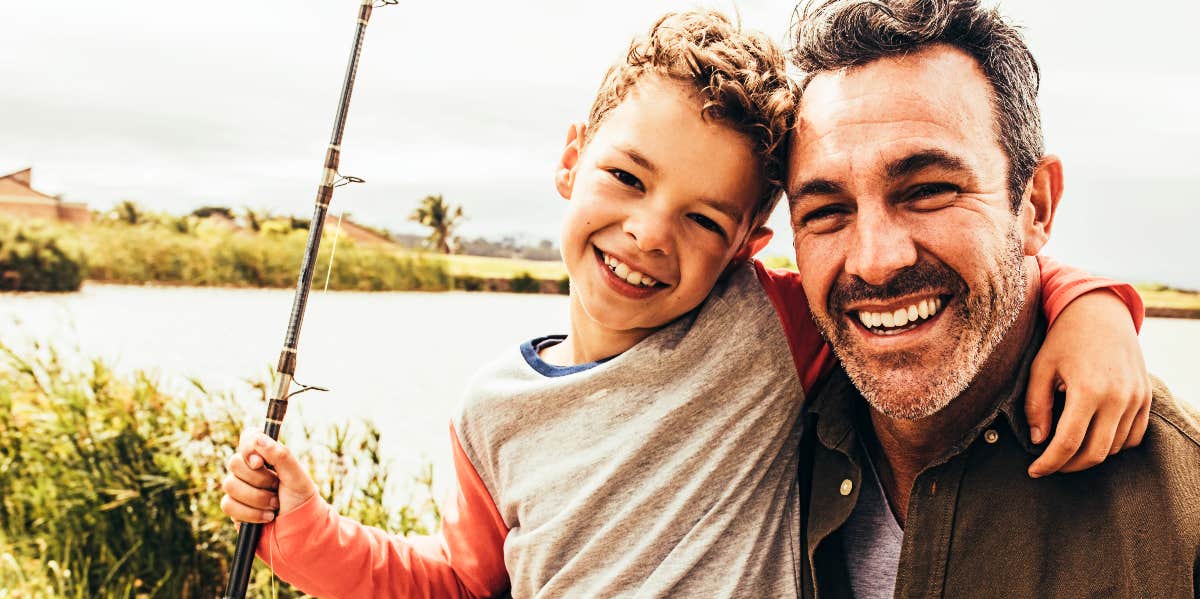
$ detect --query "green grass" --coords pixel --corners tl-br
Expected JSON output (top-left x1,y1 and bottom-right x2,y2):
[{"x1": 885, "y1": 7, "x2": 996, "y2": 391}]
[
  {"x1": 0, "y1": 341, "x2": 439, "y2": 598},
  {"x1": 2, "y1": 216, "x2": 573, "y2": 292},
  {"x1": 421, "y1": 252, "x2": 567, "y2": 280},
  {"x1": 81, "y1": 223, "x2": 451, "y2": 291},
  {"x1": 1135, "y1": 284, "x2": 1200, "y2": 313}
]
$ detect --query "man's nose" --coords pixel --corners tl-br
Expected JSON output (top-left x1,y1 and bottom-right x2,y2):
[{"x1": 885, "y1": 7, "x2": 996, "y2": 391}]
[
  {"x1": 844, "y1": 204, "x2": 917, "y2": 285},
  {"x1": 623, "y1": 204, "x2": 674, "y2": 255}
]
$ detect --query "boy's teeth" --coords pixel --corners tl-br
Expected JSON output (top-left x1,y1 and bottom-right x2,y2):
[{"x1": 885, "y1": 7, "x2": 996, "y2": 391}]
[
  {"x1": 856, "y1": 296, "x2": 943, "y2": 331},
  {"x1": 601, "y1": 251, "x2": 658, "y2": 287}
]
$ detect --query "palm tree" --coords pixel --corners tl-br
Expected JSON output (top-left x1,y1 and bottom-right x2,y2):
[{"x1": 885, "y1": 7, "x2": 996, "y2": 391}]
[
  {"x1": 114, "y1": 200, "x2": 144, "y2": 225},
  {"x1": 409, "y1": 194, "x2": 464, "y2": 254}
]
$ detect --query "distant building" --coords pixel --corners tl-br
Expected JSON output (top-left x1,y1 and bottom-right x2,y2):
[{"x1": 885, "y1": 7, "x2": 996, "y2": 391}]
[
  {"x1": 0, "y1": 167, "x2": 91, "y2": 225},
  {"x1": 322, "y1": 213, "x2": 393, "y2": 245}
]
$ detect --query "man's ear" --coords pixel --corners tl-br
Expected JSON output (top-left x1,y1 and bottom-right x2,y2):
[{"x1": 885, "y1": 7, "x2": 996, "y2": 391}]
[
  {"x1": 733, "y1": 225, "x2": 774, "y2": 262},
  {"x1": 1020, "y1": 155, "x2": 1062, "y2": 256},
  {"x1": 555, "y1": 122, "x2": 587, "y2": 200}
]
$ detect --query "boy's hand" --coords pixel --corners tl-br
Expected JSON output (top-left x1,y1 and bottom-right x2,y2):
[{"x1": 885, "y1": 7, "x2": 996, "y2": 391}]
[
  {"x1": 220, "y1": 431, "x2": 318, "y2": 523},
  {"x1": 1025, "y1": 290, "x2": 1152, "y2": 477}
]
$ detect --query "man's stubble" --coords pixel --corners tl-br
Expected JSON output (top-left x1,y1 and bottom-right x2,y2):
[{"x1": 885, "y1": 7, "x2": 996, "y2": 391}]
[{"x1": 814, "y1": 225, "x2": 1029, "y2": 420}]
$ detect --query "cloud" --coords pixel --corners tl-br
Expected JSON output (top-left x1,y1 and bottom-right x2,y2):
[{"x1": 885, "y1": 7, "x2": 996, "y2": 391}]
[{"x1": 2, "y1": 0, "x2": 1197, "y2": 286}]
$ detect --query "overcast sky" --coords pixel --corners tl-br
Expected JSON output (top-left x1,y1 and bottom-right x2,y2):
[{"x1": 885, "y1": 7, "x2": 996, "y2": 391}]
[{"x1": 2, "y1": 0, "x2": 1197, "y2": 286}]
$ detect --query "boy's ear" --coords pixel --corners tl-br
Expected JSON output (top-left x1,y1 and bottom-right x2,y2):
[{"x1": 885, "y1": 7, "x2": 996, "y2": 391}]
[
  {"x1": 733, "y1": 225, "x2": 773, "y2": 262},
  {"x1": 555, "y1": 122, "x2": 587, "y2": 200},
  {"x1": 1020, "y1": 155, "x2": 1063, "y2": 256}
]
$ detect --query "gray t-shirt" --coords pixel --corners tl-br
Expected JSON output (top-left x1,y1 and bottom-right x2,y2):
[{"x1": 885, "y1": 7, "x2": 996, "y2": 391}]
[
  {"x1": 837, "y1": 443, "x2": 903, "y2": 598},
  {"x1": 454, "y1": 263, "x2": 806, "y2": 598}
]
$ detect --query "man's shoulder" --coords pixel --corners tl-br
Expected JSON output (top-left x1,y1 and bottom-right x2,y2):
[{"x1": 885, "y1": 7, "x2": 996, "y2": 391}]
[
  {"x1": 1081, "y1": 376, "x2": 1200, "y2": 518},
  {"x1": 1145, "y1": 375, "x2": 1200, "y2": 455}
]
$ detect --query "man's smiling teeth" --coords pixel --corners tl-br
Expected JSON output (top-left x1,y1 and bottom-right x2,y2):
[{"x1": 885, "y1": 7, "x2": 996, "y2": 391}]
[
  {"x1": 857, "y1": 297, "x2": 942, "y2": 330},
  {"x1": 602, "y1": 252, "x2": 659, "y2": 287}
]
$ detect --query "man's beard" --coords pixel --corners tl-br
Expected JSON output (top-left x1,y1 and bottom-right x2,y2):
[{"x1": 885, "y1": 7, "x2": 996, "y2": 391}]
[{"x1": 812, "y1": 228, "x2": 1028, "y2": 420}]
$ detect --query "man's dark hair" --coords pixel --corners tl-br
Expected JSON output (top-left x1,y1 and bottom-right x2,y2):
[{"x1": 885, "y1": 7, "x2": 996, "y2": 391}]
[{"x1": 790, "y1": 0, "x2": 1042, "y2": 209}]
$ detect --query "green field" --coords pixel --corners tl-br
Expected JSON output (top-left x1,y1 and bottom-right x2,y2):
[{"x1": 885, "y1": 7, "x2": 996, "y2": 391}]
[
  {"x1": 418, "y1": 251, "x2": 567, "y2": 280},
  {"x1": 1137, "y1": 284, "x2": 1200, "y2": 314}
]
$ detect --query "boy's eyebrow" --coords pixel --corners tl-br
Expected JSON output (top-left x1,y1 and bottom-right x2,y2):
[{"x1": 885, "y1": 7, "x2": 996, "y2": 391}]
[{"x1": 617, "y1": 146, "x2": 658, "y2": 174}]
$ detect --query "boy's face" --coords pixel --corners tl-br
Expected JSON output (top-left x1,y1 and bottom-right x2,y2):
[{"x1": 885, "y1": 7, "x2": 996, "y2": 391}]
[{"x1": 556, "y1": 76, "x2": 768, "y2": 334}]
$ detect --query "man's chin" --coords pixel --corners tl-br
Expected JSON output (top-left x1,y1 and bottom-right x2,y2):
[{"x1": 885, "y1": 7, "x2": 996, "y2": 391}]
[{"x1": 840, "y1": 354, "x2": 968, "y2": 421}]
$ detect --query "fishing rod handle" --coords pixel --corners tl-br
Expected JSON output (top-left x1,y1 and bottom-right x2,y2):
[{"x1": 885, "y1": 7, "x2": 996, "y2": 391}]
[
  {"x1": 223, "y1": 376, "x2": 290, "y2": 599},
  {"x1": 224, "y1": 522, "x2": 263, "y2": 599}
]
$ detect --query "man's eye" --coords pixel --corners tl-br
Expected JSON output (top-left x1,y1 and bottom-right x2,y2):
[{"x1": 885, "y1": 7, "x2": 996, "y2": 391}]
[
  {"x1": 801, "y1": 205, "x2": 849, "y2": 224},
  {"x1": 608, "y1": 169, "x2": 644, "y2": 191},
  {"x1": 906, "y1": 183, "x2": 959, "y2": 201},
  {"x1": 689, "y1": 214, "x2": 727, "y2": 238}
]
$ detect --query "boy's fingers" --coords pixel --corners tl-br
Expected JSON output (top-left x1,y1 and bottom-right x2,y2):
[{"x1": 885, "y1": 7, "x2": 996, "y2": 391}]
[
  {"x1": 1125, "y1": 393, "x2": 1152, "y2": 448},
  {"x1": 238, "y1": 429, "x2": 260, "y2": 453},
  {"x1": 221, "y1": 473, "x2": 280, "y2": 511},
  {"x1": 1058, "y1": 404, "x2": 1121, "y2": 473},
  {"x1": 1028, "y1": 402, "x2": 1091, "y2": 478},
  {"x1": 1109, "y1": 400, "x2": 1141, "y2": 455},
  {"x1": 220, "y1": 494, "x2": 276, "y2": 524},
  {"x1": 226, "y1": 452, "x2": 278, "y2": 490},
  {"x1": 237, "y1": 429, "x2": 266, "y2": 469},
  {"x1": 252, "y1": 434, "x2": 308, "y2": 489},
  {"x1": 1023, "y1": 360, "x2": 1057, "y2": 445}
]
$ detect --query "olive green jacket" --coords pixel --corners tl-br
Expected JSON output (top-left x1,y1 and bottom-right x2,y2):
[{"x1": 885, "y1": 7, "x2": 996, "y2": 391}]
[{"x1": 798, "y1": 345, "x2": 1200, "y2": 598}]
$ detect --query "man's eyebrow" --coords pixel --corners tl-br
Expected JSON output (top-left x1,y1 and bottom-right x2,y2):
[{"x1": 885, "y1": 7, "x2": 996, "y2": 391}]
[
  {"x1": 886, "y1": 149, "x2": 971, "y2": 179},
  {"x1": 616, "y1": 146, "x2": 657, "y2": 174},
  {"x1": 788, "y1": 178, "x2": 846, "y2": 200}
]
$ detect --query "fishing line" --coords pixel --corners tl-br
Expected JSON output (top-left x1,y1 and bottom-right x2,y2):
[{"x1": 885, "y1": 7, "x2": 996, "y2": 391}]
[{"x1": 322, "y1": 174, "x2": 364, "y2": 293}]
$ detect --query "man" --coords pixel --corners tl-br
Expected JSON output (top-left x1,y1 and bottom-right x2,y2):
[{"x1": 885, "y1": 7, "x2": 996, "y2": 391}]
[{"x1": 785, "y1": 1, "x2": 1200, "y2": 597}]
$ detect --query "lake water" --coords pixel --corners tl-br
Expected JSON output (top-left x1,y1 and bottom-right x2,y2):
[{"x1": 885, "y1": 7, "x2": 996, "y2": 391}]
[{"x1": 2, "y1": 284, "x2": 1197, "y2": 490}]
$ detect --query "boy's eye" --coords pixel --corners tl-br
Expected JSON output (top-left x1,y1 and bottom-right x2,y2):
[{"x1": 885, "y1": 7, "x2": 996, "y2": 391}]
[
  {"x1": 689, "y1": 213, "x2": 727, "y2": 238},
  {"x1": 607, "y1": 169, "x2": 644, "y2": 191}
]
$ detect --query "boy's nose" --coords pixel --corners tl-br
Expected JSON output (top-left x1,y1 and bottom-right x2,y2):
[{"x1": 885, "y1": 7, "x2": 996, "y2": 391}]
[
  {"x1": 844, "y1": 204, "x2": 917, "y2": 285},
  {"x1": 623, "y1": 210, "x2": 674, "y2": 256}
]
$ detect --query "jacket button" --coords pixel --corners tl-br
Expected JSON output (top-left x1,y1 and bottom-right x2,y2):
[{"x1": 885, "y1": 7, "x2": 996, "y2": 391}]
[
  {"x1": 984, "y1": 429, "x2": 1000, "y2": 444},
  {"x1": 840, "y1": 479, "x2": 854, "y2": 496}
]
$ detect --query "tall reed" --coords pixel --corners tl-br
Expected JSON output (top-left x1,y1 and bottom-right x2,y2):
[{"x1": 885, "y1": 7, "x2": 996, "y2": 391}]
[{"x1": 0, "y1": 341, "x2": 439, "y2": 598}]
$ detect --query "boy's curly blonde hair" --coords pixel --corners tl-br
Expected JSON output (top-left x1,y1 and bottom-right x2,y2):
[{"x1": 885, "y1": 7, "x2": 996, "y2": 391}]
[{"x1": 586, "y1": 9, "x2": 796, "y2": 224}]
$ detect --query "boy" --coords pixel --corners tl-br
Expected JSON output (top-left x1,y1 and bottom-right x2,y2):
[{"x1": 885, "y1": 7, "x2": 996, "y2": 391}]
[{"x1": 221, "y1": 10, "x2": 1148, "y2": 598}]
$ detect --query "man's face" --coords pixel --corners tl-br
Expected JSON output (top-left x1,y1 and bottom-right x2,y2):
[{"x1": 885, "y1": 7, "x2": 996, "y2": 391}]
[
  {"x1": 788, "y1": 44, "x2": 1031, "y2": 419},
  {"x1": 557, "y1": 76, "x2": 764, "y2": 334}
]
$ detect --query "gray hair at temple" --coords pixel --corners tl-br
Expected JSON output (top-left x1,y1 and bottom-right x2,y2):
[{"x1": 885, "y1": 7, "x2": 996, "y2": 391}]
[{"x1": 789, "y1": 0, "x2": 1043, "y2": 210}]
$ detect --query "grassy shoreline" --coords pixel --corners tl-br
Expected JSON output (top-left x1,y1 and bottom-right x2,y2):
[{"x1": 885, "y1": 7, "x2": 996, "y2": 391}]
[{"x1": 3, "y1": 217, "x2": 1197, "y2": 315}]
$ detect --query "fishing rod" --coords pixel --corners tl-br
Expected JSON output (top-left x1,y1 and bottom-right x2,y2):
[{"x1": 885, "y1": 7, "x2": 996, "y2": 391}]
[{"x1": 223, "y1": 1, "x2": 396, "y2": 597}]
